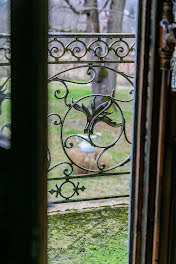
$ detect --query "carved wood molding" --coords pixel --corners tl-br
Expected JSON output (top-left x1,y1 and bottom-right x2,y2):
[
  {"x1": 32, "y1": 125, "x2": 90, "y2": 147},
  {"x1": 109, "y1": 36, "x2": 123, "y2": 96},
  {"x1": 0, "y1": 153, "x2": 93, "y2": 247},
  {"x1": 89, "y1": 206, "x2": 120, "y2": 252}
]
[
  {"x1": 129, "y1": 0, "x2": 175, "y2": 263},
  {"x1": 160, "y1": 17, "x2": 176, "y2": 70},
  {"x1": 152, "y1": 1, "x2": 175, "y2": 263}
]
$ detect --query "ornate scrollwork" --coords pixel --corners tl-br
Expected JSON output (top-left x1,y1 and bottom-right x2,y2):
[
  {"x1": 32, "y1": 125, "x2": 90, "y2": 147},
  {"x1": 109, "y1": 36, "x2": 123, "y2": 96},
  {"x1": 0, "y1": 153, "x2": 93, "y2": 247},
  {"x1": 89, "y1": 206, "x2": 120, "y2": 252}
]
[
  {"x1": 0, "y1": 33, "x2": 134, "y2": 202},
  {"x1": 110, "y1": 39, "x2": 135, "y2": 58},
  {"x1": 48, "y1": 33, "x2": 135, "y2": 63},
  {"x1": 0, "y1": 76, "x2": 11, "y2": 114},
  {"x1": 72, "y1": 95, "x2": 121, "y2": 134},
  {"x1": 48, "y1": 63, "x2": 134, "y2": 201},
  {"x1": 0, "y1": 35, "x2": 11, "y2": 138},
  {"x1": 49, "y1": 180, "x2": 86, "y2": 200},
  {"x1": 160, "y1": 18, "x2": 176, "y2": 70},
  {"x1": 48, "y1": 38, "x2": 66, "y2": 60},
  {"x1": 0, "y1": 35, "x2": 11, "y2": 65},
  {"x1": 0, "y1": 32, "x2": 134, "y2": 202}
]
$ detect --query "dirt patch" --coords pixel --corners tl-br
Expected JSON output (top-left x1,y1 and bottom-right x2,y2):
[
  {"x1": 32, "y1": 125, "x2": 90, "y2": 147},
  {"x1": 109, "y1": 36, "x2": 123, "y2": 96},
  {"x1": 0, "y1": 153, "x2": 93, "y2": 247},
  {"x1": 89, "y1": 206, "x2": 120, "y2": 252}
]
[{"x1": 48, "y1": 197, "x2": 129, "y2": 213}]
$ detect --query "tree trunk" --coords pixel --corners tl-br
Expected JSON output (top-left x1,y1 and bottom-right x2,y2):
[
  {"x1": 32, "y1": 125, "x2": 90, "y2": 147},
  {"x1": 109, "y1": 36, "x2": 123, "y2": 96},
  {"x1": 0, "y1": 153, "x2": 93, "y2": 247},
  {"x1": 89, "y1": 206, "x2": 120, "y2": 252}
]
[
  {"x1": 91, "y1": 0, "x2": 126, "y2": 103},
  {"x1": 85, "y1": 0, "x2": 99, "y2": 33},
  {"x1": 85, "y1": 0, "x2": 103, "y2": 105}
]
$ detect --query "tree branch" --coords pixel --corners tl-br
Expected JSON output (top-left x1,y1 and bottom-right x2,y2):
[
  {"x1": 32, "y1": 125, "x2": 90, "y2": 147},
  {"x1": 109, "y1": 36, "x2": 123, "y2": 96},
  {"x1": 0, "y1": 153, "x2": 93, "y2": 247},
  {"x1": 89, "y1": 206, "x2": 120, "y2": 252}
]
[
  {"x1": 99, "y1": 0, "x2": 112, "y2": 14},
  {"x1": 64, "y1": 0, "x2": 87, "y2": 15},
  {"x1": 49, "y1": 0, "x2": 135, "y2": 20}
]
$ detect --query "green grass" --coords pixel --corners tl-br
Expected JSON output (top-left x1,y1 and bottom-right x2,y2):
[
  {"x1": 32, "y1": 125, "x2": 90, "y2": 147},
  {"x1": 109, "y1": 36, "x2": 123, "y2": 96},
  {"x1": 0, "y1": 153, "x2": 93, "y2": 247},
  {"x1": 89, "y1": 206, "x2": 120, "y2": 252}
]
[
  {"x1": 0, "y1": 78, "x2": 11, "y2": 135},
  {"x1": 48, "y1": 206, "x2": 128, "y2": 264}
]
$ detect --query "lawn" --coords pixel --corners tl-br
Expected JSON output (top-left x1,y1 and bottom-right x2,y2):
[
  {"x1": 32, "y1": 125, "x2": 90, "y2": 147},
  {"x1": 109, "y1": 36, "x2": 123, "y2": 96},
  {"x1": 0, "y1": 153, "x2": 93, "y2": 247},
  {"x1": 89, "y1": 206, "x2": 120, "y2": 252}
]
[{"x1": 48, "y1": 205, "x2": 129, "y2": 264}]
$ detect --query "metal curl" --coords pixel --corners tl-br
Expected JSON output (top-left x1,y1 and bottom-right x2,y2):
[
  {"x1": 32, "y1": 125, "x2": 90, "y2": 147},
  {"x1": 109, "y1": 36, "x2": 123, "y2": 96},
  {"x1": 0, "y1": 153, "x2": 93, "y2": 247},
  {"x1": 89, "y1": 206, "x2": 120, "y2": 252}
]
[
  {"x1": 86, "y1": 66, "x2": 96, "y2": 80},
  {"x1": 88, "y1": 39, "x2": 109, "y2": 58},
  {"x1": 54, "y1": 89, "x2": 62, "y2": 99},
  {"x1": 48, "y1": 39, "x2": 65, "y2": 59},
  {"x1": 66, "y1": 39, "x2": 87, "y2": 59},
  {"x1": 63, "y1": 138, "x2": 74, "y2": 149},
  {"x1": 49, "y1": 65, "x2": 96, "y2": 85},
  {"x1": 113, "y1": 40, "x2": 130, "y2": 58},
  {"x1": 63, "y1": 163, "x2": 73, "y2": 176},
  {"x1": 48, "y1": 161, "x2": 73, "y2": 175},
  {"x1": 47, "y1": 34, "x2": 135, "y2": 63},
  {"x1": 48, "y1": 113, "x2": 62, "y2": 126},
  {"x1": 93, "y1": 45, "x2": 108, "y2": 58},
  {"x1": 64, "y1": 134, "x2": 90, "y2": 148},
  {"x1": 53, "y1": 81, "x2": 69, "y2": 99},
  {"x1": 96, "y1": 147, "x2": 110, "y2": 171},
  {"x1": 49, "y1": 79, "x2": 71, "y2": 107}
]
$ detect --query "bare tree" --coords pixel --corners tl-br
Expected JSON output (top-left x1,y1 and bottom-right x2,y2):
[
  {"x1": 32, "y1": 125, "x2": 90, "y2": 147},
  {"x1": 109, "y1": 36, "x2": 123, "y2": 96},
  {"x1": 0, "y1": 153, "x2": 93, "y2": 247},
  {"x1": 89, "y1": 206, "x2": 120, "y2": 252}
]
[
  {"x1": 87, "y1": 0, "x2": 126, "y2": 100},
  {"x1": 49, "y1": 0, "x2": 126, "y2": 100}
]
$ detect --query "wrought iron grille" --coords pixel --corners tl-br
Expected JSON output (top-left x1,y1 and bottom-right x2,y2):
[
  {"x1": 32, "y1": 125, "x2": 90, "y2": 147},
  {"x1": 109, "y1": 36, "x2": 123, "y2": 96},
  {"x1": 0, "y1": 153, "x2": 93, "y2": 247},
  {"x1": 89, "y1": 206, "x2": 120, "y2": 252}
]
[
  {"x1": 48, "y1": 33, "x2": 135, "y2": 204},
  {"x1": 0, "y1": 32, "x2": 136, "y2": 204},
  {"x1": 0, "y1": 33, "x2": 11, "y2": 142}
]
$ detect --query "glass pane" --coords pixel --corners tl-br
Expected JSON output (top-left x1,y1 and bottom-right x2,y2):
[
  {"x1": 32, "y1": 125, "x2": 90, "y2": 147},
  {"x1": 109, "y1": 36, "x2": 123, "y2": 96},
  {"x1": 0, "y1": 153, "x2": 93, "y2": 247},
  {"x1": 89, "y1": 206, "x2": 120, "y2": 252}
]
[
  {"x1": 0, "y1": 0, "x2": 11, "y2": 148},
  {"x1": 48, "y1": 0, "x2": 137, "y2": 263}
]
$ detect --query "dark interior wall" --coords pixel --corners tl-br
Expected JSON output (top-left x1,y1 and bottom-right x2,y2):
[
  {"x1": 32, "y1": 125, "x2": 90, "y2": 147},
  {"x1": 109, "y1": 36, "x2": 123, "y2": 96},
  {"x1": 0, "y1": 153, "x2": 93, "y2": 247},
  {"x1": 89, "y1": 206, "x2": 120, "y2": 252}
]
[
  {"x1": 129, "y1": 0, "x2": 161, "y2": 261},
  {"x1": 7, "y1": 1, "x2": 48, "y2": 263},
  {"x1": 166, "y1": 91, "x2": 176, "y2": 264},
  {"x1": 129, "y1": 0, "x2": 176, "y2": 263}
]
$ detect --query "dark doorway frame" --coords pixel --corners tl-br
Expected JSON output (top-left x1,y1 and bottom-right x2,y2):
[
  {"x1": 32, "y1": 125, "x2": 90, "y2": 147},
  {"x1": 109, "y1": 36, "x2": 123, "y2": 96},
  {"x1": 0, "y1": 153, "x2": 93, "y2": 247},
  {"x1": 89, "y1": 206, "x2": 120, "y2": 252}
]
[
  {"x1": 129, "y1": 0, "x2": 176, "y2": 263},
  {"x1": 8, "y1": 1, "x2": 48, "y2": 264}
]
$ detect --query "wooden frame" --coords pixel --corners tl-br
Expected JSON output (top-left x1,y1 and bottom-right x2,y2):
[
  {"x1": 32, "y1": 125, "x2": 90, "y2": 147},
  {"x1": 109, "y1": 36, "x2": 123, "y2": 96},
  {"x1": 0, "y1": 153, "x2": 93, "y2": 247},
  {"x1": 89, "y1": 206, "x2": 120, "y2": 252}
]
[
  {"x1": 8, "y1": 1, "x2": 48, "y2": 263},
  {"x1": 129, "y1": 0, "x2": 176, "y2": 263}
]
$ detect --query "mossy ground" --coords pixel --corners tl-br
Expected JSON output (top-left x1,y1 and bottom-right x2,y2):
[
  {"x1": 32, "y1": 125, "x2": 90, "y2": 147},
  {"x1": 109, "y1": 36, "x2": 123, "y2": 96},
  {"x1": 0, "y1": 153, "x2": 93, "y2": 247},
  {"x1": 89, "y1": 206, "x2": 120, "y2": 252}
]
[{"x1": 48, "y1": 206, "x2": 128, "y2": 263}]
